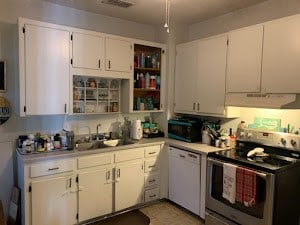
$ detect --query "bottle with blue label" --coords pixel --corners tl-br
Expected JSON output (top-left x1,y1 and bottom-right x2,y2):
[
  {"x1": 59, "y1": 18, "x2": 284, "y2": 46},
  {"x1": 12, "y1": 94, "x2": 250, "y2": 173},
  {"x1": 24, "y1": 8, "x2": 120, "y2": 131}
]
[
  {"x1": 156, "y1": 75, "x2": 160, "y2": 90},
  {"x1": 140, "y1": 52, "x2": 145, "y2": 68}
]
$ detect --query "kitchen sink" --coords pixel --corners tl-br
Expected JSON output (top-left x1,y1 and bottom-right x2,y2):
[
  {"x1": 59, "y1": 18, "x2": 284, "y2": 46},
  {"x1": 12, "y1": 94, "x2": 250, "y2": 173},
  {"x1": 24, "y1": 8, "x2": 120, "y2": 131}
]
[{"x1": 75, "y1": 139, "x2": 136, "y2": 151}]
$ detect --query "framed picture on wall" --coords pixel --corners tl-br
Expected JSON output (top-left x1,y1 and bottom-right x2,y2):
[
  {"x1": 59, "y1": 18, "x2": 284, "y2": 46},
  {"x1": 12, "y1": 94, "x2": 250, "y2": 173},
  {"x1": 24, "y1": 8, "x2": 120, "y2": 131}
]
[{"x1": 0, "y1": 60, "x2": 6, "y2": 92}]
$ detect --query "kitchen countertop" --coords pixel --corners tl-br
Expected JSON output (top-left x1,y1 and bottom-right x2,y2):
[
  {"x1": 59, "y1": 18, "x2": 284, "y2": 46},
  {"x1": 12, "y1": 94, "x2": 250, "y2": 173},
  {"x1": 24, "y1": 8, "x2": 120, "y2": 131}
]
[{"x1": 17, "y1": 137, "x2": 225, "y2": 163}]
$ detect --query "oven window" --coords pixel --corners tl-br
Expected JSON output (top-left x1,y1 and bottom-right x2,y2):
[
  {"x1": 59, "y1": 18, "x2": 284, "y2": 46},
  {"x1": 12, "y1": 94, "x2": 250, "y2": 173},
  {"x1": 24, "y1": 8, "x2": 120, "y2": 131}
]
[{"x1": 211, "y1": 164, "x2": 266, "y2": 218}]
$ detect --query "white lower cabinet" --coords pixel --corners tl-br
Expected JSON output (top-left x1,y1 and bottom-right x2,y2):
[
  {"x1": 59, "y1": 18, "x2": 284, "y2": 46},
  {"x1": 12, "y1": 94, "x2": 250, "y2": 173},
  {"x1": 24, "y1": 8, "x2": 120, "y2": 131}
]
[
  {"x1": 18, "y1": 144, "x2": 162, "y2": 225},
  {"x1": 143, "y1": 145, "x2": 161, "y2": 203},
  {"x1": 77, "y1": 169, "x2": 113, "y2": 222},
  {"x1": 31, "y1": 175, "x2": 77, "y2": 225},
  {"x1": 114, "y1": 160, "x2": 144, "y2": 211}
]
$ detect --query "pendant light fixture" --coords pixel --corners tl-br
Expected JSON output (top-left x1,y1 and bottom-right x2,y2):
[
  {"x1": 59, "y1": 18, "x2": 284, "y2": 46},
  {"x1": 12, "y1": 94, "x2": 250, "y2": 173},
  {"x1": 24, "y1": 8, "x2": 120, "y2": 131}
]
[{"x1": 164, "y1": 0, "x2": 170, "y2": 33}]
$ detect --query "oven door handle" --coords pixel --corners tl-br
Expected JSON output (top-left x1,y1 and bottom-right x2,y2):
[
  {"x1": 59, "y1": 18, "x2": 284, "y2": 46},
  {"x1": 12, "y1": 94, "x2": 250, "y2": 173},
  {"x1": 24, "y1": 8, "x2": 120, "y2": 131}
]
[{"x1": 208, "y1": 158, "x2": 268, "y2": 178}]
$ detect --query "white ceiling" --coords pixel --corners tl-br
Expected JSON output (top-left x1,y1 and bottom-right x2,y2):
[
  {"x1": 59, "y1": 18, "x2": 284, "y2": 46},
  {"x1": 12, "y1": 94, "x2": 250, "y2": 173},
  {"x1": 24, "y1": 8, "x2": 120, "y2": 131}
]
[{"x1": 43, "y1": 0, "x2": 268, "y2": 25}]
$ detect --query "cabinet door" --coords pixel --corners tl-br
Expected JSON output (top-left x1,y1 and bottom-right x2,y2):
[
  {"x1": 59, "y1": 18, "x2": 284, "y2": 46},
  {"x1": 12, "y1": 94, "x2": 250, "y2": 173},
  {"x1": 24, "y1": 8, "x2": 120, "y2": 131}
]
[
  {"x1": 31, "y1": 176, "x2": 77, "y2": 225},
  {"x1": 24, "y1": 24, "x2": 69, "y2": 115},
  {"x1": 72, "y1": 32, "x2": 104, "y2": 70},
  {"x1": 78, "y1": 169, "x2": 113, "y2": 222},
  {"x1": 196, "y1": 35, "x2": 227, "y2": 115},
  {"x1": 227, "y1": 25, "x2": 263, "y2": 93},
  {"x1": 106, "y1": 37, "x2": 133, "y2": 73},
  {"x1": 174, "y1": 42, "x2": 198, "y2": 113},
  {"x1": 115, "y1": 160, "x2": 144, "y2": 211},
  {"x1": 262, "y1": 16, "x2": 300, "y2": 93}
]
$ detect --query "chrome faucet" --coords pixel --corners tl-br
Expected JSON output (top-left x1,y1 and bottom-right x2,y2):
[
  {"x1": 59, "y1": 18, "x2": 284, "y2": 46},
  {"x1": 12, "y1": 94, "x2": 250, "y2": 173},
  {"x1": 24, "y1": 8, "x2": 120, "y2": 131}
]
[
  {"x1": 96, "y1": 123, "x2": 101, "y2": 140},
  {"x1": 78, "y1": 125, "x2": 91, "y2": 142}
]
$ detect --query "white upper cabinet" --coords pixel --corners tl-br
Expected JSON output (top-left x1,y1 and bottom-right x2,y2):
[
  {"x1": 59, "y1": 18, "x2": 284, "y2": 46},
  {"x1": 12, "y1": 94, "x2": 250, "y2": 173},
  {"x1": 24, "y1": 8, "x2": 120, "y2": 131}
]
[
  {"x1": 72, "y1": 32, "x2": 104, "y2": 70},
  {"x1": 175, "y1": 35, "x2": 232, "y2": 116},
  {"x1": 196, "y1": 35, "x2": 227, "y2": 115},
  {"x1": 105, "y1": 37, "x2": 133, "y2": 73},
  {"x1": 174, "y1": 41, "x2": 198, "y2": 113},
  {"x1": 71, "y1": 33, "x2": 133, "y2": 77},
  {"x1": 20, "y1": 21, "x2": 70, "y2": 116},
  {"x1": 226, "y1": 25, "x2": 263, "y2": 93},
  {"x1": 262, "y1": 15, "x2": 300, "y2": 93}
]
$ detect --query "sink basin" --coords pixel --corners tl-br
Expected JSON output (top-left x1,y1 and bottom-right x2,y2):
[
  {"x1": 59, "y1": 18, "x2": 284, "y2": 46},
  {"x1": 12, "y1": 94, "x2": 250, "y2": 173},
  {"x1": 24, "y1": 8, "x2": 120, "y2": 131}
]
[{"x1": 75, "y1": 139, "x2": 136, "y2": 151}]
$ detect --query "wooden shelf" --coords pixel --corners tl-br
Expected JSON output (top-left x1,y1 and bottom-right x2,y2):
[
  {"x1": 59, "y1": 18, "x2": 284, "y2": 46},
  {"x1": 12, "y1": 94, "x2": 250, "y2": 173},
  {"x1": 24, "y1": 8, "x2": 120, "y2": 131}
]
[
  {"x1": 134, "y1": 88, "x2": 160, "y2": 92},
  {"x1": 134, "y1": 67, "x2": 160, "y2": 72}
]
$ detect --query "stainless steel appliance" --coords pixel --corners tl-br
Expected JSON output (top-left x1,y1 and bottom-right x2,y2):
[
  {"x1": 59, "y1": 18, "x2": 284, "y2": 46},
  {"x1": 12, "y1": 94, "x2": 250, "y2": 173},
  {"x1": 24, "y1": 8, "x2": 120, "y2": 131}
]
[{"x1": 206, "y1": 128, "x2": 300, "y2": 225}]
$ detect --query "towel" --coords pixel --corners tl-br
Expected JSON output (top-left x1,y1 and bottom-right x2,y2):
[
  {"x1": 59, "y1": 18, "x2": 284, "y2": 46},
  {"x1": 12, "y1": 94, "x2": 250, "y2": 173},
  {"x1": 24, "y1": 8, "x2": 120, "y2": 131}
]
[
  {"x1": 236, "y1": 167, "x2": 256, "y2": 207},
  {"x1": 222, "y1": 163, "x2": 237, "y2": 204}
]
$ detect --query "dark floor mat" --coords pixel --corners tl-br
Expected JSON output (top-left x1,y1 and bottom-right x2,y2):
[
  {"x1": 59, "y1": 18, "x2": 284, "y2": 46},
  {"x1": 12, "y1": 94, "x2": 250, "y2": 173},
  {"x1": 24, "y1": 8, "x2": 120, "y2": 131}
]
[{"x1": 88, "y1": 210, "x2": 150, "y2": 225}]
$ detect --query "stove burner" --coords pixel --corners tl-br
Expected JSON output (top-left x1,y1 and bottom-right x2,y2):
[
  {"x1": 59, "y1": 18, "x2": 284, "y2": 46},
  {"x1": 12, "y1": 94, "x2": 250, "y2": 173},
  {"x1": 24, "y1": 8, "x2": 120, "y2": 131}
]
[{"x1": 247, "y1": 154, "x2": 293, "y2": 167}]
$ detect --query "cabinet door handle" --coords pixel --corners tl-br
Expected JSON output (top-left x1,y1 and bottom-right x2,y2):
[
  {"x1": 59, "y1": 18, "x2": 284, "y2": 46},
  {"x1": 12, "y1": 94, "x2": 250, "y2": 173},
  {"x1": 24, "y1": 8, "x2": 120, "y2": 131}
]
[
  {"x1": 193, "y1": 103, "x2": 196, "y2": 110},
  {"x1": 108, "y1": 60, "x2": 111, "y2": 69},
  {"x1": 64, "y1": 104, "x2": 67, "y2": 113},
  {"x1": 69, "y1": 178, "x2": 72, "y2": 188},
  {"x1": 106, "y1": 171, "x2": 110, "y2": 181},
  {"x1": 98, "y1": 59, "x2": 101, "y2": 68},
  {"x1": 48, "y1": 167, "x2": 59, "y2": 171},
  {"x1": 197, "y1": 103, "x2": 200, "y2": 111},
  {"x1": 117, "y1": 168, "x2": 120, "y2": 178},
  {"x1": 148, "y1": 152, "x2": 156, "y2": 155}
]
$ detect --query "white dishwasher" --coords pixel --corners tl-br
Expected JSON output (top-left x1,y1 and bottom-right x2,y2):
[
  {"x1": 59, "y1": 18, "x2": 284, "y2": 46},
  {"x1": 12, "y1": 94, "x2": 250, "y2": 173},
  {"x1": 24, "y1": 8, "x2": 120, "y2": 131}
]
[{"x1": 168, "y1": 146, "x2": 200, "y2": 215}]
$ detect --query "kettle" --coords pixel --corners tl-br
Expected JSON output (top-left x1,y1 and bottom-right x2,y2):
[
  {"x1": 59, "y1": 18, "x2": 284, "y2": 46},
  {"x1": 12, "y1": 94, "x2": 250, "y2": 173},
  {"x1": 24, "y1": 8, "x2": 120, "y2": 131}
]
[{"x1": 131, "y1": 120, "x2": 143, "y2": 140}]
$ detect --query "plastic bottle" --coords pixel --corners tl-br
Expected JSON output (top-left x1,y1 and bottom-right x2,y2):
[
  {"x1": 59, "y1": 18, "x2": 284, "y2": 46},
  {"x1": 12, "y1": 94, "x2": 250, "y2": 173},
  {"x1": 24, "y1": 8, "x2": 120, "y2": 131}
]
[
  {"x1": 150, "y1": 76, "x2": 156, "y2": 89},
  {"x1": 140, "y1": 73, "x2": 145, "y2": 88},
  {"x1": 141, "y1": 52, "x2": 145, "y2": 68},
  {"x1": 145, "y1": 72, "x2": 150, "y2": 89},
  {"x1": 156, "y1": 75, "x2": 160, "y2": 90}
]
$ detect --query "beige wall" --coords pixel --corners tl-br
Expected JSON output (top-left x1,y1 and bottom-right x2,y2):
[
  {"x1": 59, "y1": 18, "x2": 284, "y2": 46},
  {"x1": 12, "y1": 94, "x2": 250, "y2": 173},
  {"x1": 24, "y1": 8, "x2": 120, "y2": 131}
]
[{"x1": 188, "y1": 0, "x2": 300, "y2": 40}]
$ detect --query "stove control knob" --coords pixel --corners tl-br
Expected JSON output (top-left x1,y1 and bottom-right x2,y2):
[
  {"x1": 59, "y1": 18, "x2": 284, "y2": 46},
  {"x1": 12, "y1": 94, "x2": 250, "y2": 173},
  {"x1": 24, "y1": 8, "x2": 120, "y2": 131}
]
[
  {"x1": 291, "y1": 139, "x2": 297, "y2": 147},
  {"x1": 280, "y1": 138, "x2": 287, "y2": 145},
  {"x1": 239, "y1": 132, "x2": 245, "y2": 138}
]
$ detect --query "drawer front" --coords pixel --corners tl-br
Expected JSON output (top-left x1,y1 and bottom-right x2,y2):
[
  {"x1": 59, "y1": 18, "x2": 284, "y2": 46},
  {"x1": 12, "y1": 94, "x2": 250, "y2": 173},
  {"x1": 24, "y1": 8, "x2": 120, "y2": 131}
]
[
  {"x1": 144, "y1": 188, "x2": 159, "y2": 202},
  {"x1": 30, "y1": 159, "x2": 74, "y2": 178},
  {"x1": 144, "y1": 159, "x2": 159, "y2": 173},
  {"x1": 115, "y1": 148, "x2": 144, "y2": 163},
  {"x1": 78, "y1": 153, "x2": 113, "y2": 169},
  {"x1": 144, "y1": 174, "x2": 159, "y2": 187},
  {"x1": 144, "y1": 145, "x2": 160, "y2": 158}
]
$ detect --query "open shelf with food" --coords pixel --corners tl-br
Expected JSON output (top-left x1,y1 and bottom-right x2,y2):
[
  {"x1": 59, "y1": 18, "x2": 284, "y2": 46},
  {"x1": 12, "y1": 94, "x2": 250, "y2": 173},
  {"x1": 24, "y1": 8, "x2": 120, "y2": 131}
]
[{"x1": 72, "y1": 75, "x2": 121, "y2": 114}]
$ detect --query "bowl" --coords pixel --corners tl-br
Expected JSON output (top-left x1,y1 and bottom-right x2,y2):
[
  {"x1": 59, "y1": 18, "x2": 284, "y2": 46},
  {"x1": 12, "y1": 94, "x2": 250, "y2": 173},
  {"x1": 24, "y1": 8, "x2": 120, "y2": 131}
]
[{"x1": 103, "y1": 139, "x2": 119, "y2": 147}]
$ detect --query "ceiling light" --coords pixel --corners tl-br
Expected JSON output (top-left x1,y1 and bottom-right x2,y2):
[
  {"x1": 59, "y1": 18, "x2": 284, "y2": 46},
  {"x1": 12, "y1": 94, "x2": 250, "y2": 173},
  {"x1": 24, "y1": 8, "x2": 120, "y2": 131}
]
[{"x1": 164, "y1": 0, "x2": 170, "y2": 32}]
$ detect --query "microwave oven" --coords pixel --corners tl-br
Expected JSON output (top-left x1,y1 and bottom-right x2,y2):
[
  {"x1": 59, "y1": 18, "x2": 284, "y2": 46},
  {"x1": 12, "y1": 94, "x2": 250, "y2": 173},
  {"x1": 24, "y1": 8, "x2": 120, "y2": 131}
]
[{"x1": 168, "y1": 119, "x2": 202, "y2": 143}]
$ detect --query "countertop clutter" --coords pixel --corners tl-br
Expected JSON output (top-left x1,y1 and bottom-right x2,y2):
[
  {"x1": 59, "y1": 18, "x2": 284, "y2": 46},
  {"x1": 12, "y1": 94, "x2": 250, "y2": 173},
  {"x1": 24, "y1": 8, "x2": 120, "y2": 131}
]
[{"x1": 17, "y1": 137, "x2": 225, "y2": 163}]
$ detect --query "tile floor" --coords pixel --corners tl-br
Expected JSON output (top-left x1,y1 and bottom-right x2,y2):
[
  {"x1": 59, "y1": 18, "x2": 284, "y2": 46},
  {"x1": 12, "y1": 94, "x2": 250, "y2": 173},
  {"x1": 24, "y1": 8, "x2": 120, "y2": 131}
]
[{"x1": 140, "y1": 201, "x2": 205, "y2": 225}]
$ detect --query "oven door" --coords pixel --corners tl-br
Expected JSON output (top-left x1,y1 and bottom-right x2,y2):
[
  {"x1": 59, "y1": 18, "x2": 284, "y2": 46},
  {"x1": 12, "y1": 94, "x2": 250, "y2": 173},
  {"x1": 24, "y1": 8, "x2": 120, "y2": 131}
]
[{"x1": 206, "y1": 158, "x2": 275, "y2": 225}]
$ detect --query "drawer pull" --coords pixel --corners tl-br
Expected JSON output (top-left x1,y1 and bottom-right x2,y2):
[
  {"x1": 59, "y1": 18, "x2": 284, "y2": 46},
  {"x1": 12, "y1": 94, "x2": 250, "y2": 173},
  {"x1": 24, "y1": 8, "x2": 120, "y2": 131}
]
[
  {"x1": 179, "y1": 154, "x2": 185, "y2": 158},
  {"x1": 48, "y1": 167, "x2": 59, "y2": 171},
  {"x1": 149, "y1": 194, "x2": 157, "y2": 198},
  {"x1": 148, "y1": 165, "x2": 156, "y2": 168},
  {"x1": 149, "y1": 179, "x2": 156, "y2": 183},
  {"x1": 188, "y1": 154, "x2": 197, "y2": 158},
  {"x1": 148, "y1": 152, "x2": 156, "y2": 155}
]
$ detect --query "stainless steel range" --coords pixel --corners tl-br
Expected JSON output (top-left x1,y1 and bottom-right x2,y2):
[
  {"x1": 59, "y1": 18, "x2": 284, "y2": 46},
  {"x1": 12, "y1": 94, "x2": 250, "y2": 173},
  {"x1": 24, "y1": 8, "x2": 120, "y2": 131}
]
[{"x1": 206, "y1": 128, "x2": 300, "y2": 225}]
